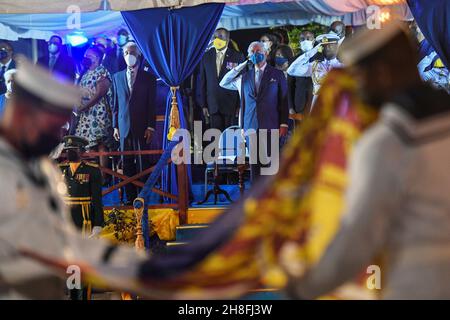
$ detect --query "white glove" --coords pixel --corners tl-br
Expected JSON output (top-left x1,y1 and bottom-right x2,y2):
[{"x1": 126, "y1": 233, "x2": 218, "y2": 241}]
[
  {"x1": 113, "y1": 128, "x2": 120, "y2": 141},
  {"x1": 235, "y1": 60, "x2": 249, "y2": 72},
  {"x1": 89, "y1": 226, "x2": 103, "y2": 239}
]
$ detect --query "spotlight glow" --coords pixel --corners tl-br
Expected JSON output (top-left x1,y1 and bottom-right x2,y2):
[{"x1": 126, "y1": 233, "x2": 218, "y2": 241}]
[{"x1": 66, "y1": 33, "x2": 88, "y2": 47}]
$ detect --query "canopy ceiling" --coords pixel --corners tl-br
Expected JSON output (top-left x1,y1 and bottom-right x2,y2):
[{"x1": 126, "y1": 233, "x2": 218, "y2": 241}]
[{"x1": 0, "y1": 0, "x2": 412, "y2": 40}]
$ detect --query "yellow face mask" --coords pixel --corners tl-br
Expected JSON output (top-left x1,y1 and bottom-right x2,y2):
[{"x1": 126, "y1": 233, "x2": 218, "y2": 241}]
[
  {"x1": 434, "y1": 58, "x2": 445, "y2": 68},
  {"x1": 213, "y1": 38, "x2": 227, "y2": 50}
]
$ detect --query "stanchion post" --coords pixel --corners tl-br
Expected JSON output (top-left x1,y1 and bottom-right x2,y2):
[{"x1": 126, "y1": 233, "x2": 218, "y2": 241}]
[{"x1": 176, "y1": 148, "x2": 188, "y2": 225}]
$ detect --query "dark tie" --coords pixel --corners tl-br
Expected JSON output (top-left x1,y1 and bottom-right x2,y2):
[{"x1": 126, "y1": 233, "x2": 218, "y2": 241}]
[
  {"x1": 255, "y1": 69, "x2": 262, "y2": 93},
  {"x1": 0, "y1": 65, "x2": 6, "y2": 79},
  {"x1": 49, "y1": 54, "x2": 57, "y2": 70}
]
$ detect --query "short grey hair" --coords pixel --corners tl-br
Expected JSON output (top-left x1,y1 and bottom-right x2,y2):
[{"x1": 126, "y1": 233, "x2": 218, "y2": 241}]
[
  {"x1": 4, "y1": 68, "x2": 16, "y2": 81},
  {"x1": 123, "y1": 41, "x2": 141, "y2": 56},
  {"x1": 247, "y1": 41, "x2": 267, "y2": 56}
]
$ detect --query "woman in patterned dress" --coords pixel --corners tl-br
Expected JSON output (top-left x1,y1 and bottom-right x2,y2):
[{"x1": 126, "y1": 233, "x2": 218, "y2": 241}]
[{"x1": 75, "y1": 46, "x2": 113, "y2": 175}]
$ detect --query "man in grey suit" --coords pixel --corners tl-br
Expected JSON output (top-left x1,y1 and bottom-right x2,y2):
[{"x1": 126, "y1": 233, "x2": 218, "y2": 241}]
[
  {"x1": 112, "y1": 42, "x2": 157, "y2": 204},
  {"x1": 285, "y1": 23, "x2": 450, "y2": 300}
]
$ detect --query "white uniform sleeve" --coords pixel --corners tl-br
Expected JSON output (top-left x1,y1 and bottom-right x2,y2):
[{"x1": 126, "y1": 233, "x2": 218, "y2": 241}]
[
  {"x1": 285, "y1": 126, "x2": 404, "y2": 299},
  {"x1": 219, "y1": 61, "x2": 246, "y2": 96},
  {"x1": 287, "y1": 46, "x2": 320, "y2": 77},
  {"x1": 418, "y1": 51, "x2": 437, "y2": 82}
]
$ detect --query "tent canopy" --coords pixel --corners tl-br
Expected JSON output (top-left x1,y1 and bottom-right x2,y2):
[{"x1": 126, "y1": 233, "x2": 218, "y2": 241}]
[{"x1": 0, "y1": 0, "x2": 412, "y2": 41}]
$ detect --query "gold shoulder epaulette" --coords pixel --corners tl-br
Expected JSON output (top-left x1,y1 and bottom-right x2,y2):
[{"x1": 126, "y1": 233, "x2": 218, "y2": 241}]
[
  {"x1": 83, "y1": 161, "x2": 99, "y2": 168},
  {"x1": 58, "y1": 162, "x2": 69, "y2": 167}
]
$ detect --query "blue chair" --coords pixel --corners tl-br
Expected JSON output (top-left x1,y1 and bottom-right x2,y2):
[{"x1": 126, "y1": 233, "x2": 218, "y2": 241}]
[{"x1": 199, "y1": 126, "x2": 249, "y2": 204}]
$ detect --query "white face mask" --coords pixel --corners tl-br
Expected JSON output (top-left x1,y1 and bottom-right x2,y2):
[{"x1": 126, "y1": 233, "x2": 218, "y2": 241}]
[
  {"x1": 48, "y1": 43, "x2": 59, "y2": 54},
  {"x1": 124, "y1": 54, "x2": 138, "y2": 67},
  {"x1": 262, "y1": 41, "x2": 271, "y2": 51},
  {"x1": 300, "y1": 40, "x2": 314, "y2": 52}
]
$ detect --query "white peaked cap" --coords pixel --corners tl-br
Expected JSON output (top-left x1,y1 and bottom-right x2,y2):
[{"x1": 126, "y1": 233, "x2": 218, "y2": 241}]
[
  {"x1": 315, "y1": 33, "x2": 340, "y2": 44},
  {"x1": 339, "y1": 22, "x2": 406, "y2": 66},
  {"x1": 14, "y1": 55, "x2": 81, "y2": 109}
]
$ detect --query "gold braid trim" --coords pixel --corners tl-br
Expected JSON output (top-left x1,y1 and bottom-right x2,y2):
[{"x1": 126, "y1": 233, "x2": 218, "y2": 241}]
[
  {"x1": 81, "y1": 203, "x2": 92, "y2": 238},
  {"x1": 63, "y1": 197, "x2": 92, "y2": 238},
  {"x1": 134, "y1": 198, "x2": 145, "y2": 251},
  {"x1": 64, "y1": 196, "x2": 92, "y2": 201},
  {"x1": 167, "y1": 86, "x2": 181, "y2": 141}
]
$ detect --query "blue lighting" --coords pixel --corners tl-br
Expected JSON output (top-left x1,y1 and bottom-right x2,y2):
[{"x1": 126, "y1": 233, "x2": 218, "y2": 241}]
[{"x1": 66, "y1": 32, "x2": 88, "y2": 47}]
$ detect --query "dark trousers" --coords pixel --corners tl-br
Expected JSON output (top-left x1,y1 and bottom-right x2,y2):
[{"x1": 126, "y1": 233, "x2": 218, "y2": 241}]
[
  {"x1": 122, "y1": 132, "x2": 151, "y2": 203},
  {"x1": 210, "y1": 112, "x2": 236, "y2": 132},
  {"x1": 248, "y1": 130, "x2": 278, "y2": 183}
]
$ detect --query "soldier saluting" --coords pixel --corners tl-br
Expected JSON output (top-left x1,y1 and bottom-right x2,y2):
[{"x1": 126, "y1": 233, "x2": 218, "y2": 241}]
[{"x1": 59, "y1": 135, "x2": 103, "y2": 238}]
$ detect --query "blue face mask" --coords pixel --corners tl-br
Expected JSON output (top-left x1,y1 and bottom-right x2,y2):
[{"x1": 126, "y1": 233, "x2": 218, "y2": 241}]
[
  {"x1": 118, "y1": 35, "x2": 128, "y2": 46},
  {"x1": 250, "y1": 52, "x2": 265, "y2": 65},
  {"x1": 275, "y1": 57, "x2": 288, "y2": 66}
]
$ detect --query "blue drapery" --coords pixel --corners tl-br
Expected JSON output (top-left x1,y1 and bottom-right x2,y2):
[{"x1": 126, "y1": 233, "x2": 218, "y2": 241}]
[
  {"x1": 407, "y1": 0, "x2": 450, "y2": 69},
  {"x1": 122, "y1": 4, "x2": 225, "y2": 197}
]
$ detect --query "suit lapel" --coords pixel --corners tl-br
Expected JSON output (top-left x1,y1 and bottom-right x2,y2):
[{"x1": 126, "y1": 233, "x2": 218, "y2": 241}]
[
  {"x1": 210, "y1": 50, "x2": 219, "y2": 81},
  {"x1": 218, "y1": 51, "x2": 231, "y2": 79},
  {"x1": 122, "y1": 69, "x2": 131, "y2": 100},
  {"x1": 257, "y1": 66, "x2": 270, "y2": 98},
  {"x1": 249, "y1": 68, "x2": 257, "y2": 97}
]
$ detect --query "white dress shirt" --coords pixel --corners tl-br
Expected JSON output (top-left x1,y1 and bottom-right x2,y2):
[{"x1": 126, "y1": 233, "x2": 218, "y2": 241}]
[{"x1": 215, "y1": 47, "x2": 227, "y2": 76}]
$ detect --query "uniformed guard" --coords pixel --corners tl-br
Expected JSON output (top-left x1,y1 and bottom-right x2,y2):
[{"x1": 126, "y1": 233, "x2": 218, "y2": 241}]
[
  {"x1": 287, "y1": 33, "x2": 343, "y2": 111},
  {"x1": 0, "y1": 55, "x2": 146, "y2": 299},
  {"x1": 59, "y1": 135, "x2": 104, "y2": 238}
]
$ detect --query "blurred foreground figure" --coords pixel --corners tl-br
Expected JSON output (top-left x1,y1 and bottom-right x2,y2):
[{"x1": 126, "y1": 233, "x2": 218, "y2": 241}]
[
  {"x1": 285, "y1": 23, "x2": 450, "y2": 299},
  {"x1": 0, "y1": 57, "x2": 144, "y2": 299}
]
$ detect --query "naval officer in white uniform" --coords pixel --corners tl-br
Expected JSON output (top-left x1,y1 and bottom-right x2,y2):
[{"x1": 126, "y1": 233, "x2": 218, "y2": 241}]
[
  {"x1": 284, "y1": 23, "x2": 450, "y2": 300},
  {"x1": 287, "y1": 33, "x2": 343, "y2": 112}
]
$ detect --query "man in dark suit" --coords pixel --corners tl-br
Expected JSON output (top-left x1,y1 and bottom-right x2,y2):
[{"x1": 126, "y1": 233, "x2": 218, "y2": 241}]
[
  {"x1": 0, "y1": 40, "x2": 16, "y2": 95},
  {"x1": 116, "y1": 28, "x2": 129, "y2": 73},
  {"x1": 220, "y1": 41, "x2": 288, "y2": 181},
  {"x1": 199, "y1": 28, "x2": 245, "y2": 131},
  {"x1": 287, "y1": 30, "x2": 315, "y2": 114},
  {"x1": 112, "y1": 42, "x2": 157, "y2": 204},
  {"x1": 37, "y1": 35, "x2": 76, "y2": 82}
]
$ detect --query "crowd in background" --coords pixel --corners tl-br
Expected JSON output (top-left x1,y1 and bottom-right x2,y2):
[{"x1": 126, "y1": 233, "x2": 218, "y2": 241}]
[{"x1": 0, "y1": 20, "x2": 448, "y2": 193}]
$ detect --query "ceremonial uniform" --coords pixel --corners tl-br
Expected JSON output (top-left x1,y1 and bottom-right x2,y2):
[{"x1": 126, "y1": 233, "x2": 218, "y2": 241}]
[
  {"x1": 287, "y1": 34, "x2": 343, "y2": 110},
  {"x1": 59, "y1": 160, "x2": 104, "y2": 236},
  {"x1": 0, "y1": 56, "x2": 146, "y2": 299}
]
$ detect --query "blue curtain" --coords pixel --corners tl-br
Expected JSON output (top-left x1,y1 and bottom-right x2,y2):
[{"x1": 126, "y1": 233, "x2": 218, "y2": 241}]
[
  {"x1": 122, "y1": 4, "x2": 225, "y2": 197},
  {"x1": 407, "y1": 0, "x2": 450, "y2": 69}
]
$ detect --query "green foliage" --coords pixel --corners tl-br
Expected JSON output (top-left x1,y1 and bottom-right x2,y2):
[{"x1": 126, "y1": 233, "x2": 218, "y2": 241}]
[{"x1": 273, "y1": 23, "x2": 328, "y2": 55}]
